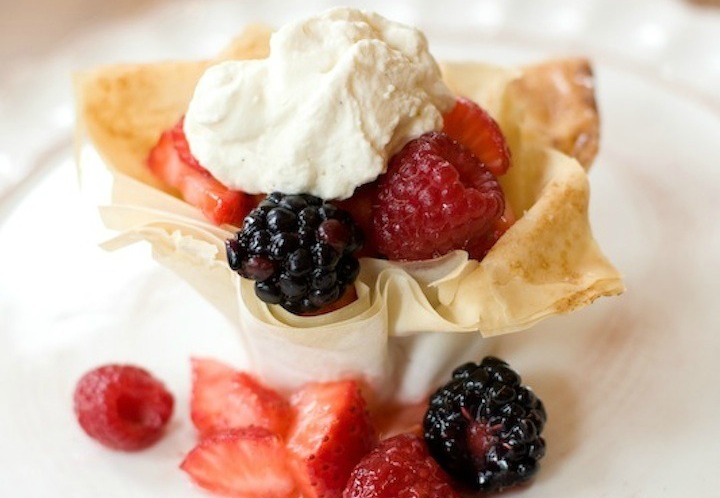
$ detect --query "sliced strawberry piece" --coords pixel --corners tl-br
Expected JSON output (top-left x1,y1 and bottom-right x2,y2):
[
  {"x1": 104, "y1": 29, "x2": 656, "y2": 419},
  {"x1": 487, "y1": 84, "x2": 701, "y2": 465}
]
[
  {"x1": 147, "y1": 119, "x2": 252, "y2": 226},
  {"x1": 442, "y1": 97, "x2": 512, "y2": 176},
  {"x1": 190, "y1": 358, "x2": 292, "y2": 437},
  {"x1": 170, "y1": 117, "x2": 205, "y2": 172},
  {"x1": 287, "y1": 380, "x2": 377, "y2": 498},
  {"x1": 335, "y1": 183, "x2": 379, "y2": 258},
  {"x1": 181, "y1": 427, "x2": 296, "y2": 498}
]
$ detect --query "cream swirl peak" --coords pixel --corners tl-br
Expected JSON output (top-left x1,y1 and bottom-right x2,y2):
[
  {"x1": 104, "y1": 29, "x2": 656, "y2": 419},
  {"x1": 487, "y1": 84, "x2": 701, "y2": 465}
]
[{"x1": 183, "y1": 7, "x2": 455, "y2": 200}]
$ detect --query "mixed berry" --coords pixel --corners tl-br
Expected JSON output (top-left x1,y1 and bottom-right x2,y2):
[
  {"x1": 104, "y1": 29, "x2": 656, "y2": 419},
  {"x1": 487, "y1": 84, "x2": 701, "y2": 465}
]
[
  {"x1": 372, "y1": 131, "x2": 505, "y2": 261},
  {"x1": 146, "y1": 95, "x2": 514, "y2": 314},
  {"x1": 182, "y1": 360, "x2": 378, "y2": 498},
  {"x1": 424, "y1": 357, "x2": 547, "y2": 492},
  {"x1": 225, "y1": 192, "x2": 363, "y2": 314},
  {"x1": 343, "y1": 433, "x2": 460, "y2": 498},
  {"x1": 74, "y1": 357, "x2": 546, "y2": 497},
  {"x1": 73, "y1": 364, "x2": 174, "y2": 451}
]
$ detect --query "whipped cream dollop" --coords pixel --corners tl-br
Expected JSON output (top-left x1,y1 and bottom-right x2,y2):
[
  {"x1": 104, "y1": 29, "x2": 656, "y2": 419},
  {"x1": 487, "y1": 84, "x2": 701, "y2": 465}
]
[{"x1": 184, "y1": 7, "x2": 455, "y2": 200}]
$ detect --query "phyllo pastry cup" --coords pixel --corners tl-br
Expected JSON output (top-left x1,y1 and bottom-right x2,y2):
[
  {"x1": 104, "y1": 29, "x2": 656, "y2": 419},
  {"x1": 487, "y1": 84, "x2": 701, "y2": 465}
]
[{"x1": 75, "y1": 26, "x2": 623, "y2": 403}]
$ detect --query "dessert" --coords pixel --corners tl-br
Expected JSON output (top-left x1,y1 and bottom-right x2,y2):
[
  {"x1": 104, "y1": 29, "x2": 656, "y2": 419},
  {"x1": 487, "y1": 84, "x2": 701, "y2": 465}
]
[
  {"x1": 73, "y1": 6, "x2": 623, "y2": 495},
  {"x1": 75, "y1": 7, "x2": 623, "y2": 405}
]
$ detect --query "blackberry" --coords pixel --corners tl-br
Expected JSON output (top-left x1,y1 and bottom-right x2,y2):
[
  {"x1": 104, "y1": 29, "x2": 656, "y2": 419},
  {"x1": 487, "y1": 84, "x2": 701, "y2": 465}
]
[
  {"x1": 225, "y1": 192, "x2": 363, "y2": 314},
  {"x1": 423, "y1": 357, "x2": 547, "y2": 492}
]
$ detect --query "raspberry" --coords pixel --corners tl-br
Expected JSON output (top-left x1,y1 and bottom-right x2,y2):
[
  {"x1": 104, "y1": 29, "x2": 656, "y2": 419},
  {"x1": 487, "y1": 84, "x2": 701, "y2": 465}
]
[
  {"x1": 226, "y1": 192, "x2": 363, "y2": 314},
  {"x1": 423, "y1": 357, "x2": 547, "y2": 492},
  {"x1": 343, "y1": 433, "x2": 460, "y2": 498},
  {"x1": 73, "y1": 364, "x2": 174, "y2": 451},
  {"x1": 372, "y1": 132, "x2": 505, "y2": 261}
]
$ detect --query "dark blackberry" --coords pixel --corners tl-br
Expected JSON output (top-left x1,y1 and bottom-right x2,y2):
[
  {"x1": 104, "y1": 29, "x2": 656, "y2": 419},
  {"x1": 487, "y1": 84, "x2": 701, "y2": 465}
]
[
  {"x1": 423, "y1": 357, "x2": 547, "y2": 493},
  {"x1": 225, "y1": 192, "x2": 363, "y2": 314}
]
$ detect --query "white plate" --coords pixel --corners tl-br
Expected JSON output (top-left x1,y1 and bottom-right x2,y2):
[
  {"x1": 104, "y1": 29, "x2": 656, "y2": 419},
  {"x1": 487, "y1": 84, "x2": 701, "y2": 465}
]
[{"x1": 2, "y1": 1, "x2": 720, "y2": 497}]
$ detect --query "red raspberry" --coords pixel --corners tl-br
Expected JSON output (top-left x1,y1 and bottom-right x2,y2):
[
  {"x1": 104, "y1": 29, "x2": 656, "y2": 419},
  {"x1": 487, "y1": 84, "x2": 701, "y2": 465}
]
[
  {"x1": 73, "y1": 365, "x2": 174, "y2": 451},
  {"x1": 372, "y1": 132, "x2": 505, "y2": 261},
  {"x1": 343, "y1": 433, "x2": 461, "y2": 498}
]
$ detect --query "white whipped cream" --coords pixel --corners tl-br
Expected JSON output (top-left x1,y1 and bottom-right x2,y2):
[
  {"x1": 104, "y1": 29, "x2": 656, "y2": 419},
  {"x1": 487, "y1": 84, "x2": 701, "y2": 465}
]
[{"x1": 184, "y1": 7, "x2": 455, "y2": 200}]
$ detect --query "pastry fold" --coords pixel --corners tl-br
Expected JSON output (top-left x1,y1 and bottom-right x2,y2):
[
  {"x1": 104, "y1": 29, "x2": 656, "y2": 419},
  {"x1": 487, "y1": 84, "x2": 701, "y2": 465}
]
[{"x1": 75, "y1": 26, "x2": 623, "y2": 402}]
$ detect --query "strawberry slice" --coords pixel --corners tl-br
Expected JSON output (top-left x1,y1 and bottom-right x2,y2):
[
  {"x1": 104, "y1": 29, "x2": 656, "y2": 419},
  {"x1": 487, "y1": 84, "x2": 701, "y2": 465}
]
[
  {"x1": 442, "y1": 97, "x2": 512, "y2": 176},
  {"x1": 335, "y1": 182, "x2": 379, "y2": 258},
  {"x1": 287, "y1": 380, "x2": 377, "y2": 498},
  {"x1": 190, "y1": 358, "x2": 292, "y2": 437},
  {"x1": 169, "y1": 117, "x2": 205, "y2": 172},
  {"x1": 147, "y1": 118, "x2": 252, "y2": 226},
  {"x1": 181, "y1": 427, "x2": 296, "y2": 498}
]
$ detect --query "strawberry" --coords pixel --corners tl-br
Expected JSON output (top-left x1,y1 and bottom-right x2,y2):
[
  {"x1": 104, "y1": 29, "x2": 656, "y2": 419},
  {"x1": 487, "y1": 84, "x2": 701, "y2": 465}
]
[
  {"x1": 147, "y1": 118, "x2": 252, "y2": 226},
  {"x1": 181, "y1": 427, "x2": 296, "y2": 498},
  {"x1": 335, "y1": 183, "x2": 379, "y2": 258},
  {"x1": 190, "y1": 358, "x2": 292, "y2": 437},
  {"x1": 442, "y1": 97, "x2": 512, "y2": 176},
  {"x1": 169, "y1": 117, "x2": 205, "y2": 172},
  {"x1": 287, "y1": 380, "x2": 377, "y2": 498}
]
